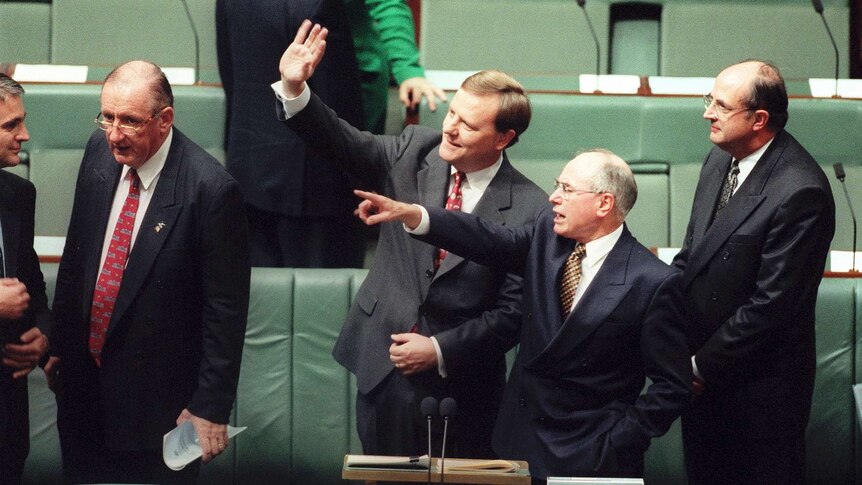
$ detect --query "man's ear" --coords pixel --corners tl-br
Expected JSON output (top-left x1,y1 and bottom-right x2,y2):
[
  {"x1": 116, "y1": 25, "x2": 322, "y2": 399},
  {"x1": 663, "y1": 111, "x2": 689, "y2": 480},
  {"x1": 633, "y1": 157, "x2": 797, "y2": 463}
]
[{"x1": 495, "y1": 129, "x2": 516, "y2": 151}]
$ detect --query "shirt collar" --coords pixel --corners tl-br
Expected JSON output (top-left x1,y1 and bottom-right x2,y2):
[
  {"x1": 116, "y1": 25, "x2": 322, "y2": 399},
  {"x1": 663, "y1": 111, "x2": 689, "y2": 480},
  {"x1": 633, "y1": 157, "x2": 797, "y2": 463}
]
[
  {"x1": 582, "y1": 223, "x2": 624, "y2": 269},
  {"x1": 451, "y1": 154, "x2": 503, "y2": 192},
  {"x1": 122, "y1": 128, "x2": 173, "y2": 191},
  {"x1": 736, "y1": 136, "x2": 774, "y2": 165}
]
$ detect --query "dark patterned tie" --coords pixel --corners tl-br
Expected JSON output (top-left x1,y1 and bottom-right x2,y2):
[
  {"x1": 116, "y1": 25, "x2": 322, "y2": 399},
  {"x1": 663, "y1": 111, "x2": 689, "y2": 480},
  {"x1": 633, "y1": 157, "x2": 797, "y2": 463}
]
[
  {"x1": 435, "y1": 171, "x2": 465, "y2": 268},
  {"x1": 716, "y1": 159, "x2": 740, "y2": 213},
  {"x1": 559, "y1": 244, "x2": 587, "y2": 317},
  {"x1": 88, "y1": 170, "x2": 140, "y2": 365}
]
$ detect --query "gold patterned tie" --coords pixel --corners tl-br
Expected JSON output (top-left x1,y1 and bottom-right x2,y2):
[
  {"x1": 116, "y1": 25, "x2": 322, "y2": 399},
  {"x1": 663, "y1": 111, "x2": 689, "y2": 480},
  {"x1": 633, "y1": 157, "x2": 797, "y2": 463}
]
[{"x1": 559, "y1": 244, "x2": 587, "y2": 317}]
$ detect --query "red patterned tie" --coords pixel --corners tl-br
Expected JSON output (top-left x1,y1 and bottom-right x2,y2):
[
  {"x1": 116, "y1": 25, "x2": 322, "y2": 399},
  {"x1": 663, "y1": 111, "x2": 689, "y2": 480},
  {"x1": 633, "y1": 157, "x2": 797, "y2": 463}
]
[
  {"x1": 88, "y1": 170, "x2": 140, "y2": 365},
  {"x1": 435, "y1": 171, "x2": 465, "y2": 268}
]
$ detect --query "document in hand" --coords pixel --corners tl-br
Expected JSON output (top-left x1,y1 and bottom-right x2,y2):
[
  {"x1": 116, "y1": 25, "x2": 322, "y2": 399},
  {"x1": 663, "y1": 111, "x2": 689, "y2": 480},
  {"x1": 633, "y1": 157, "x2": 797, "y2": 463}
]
[
  {"x1": 345, "y1": 454, "x2": 431, "y2": 470},
  {"x1": 443, "y1": 459, "x2": 521, "y2": 473},
  {"x1": 162, "y1": 421, "x2": 247, "y2": 470}
]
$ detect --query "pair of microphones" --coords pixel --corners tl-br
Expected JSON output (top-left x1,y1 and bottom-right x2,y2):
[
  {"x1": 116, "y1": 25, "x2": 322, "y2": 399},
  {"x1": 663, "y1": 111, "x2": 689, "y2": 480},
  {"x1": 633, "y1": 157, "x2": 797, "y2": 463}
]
[{"x1": 420, "y1": 396, "x2": 457, "y2": 485}]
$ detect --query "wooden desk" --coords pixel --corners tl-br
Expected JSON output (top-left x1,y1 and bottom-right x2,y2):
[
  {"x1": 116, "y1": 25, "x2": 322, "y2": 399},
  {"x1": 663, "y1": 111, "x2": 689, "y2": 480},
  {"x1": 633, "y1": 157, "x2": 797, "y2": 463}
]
[{"x1": 342, "y1": 457, "x2": 530, "y2": 484}]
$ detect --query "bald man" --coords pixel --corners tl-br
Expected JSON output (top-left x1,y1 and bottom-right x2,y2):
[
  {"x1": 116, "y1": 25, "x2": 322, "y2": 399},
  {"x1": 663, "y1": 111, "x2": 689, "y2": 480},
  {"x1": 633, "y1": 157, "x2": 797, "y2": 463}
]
[
  {"x1": 48, "y1": 61, "x2": 250, "y2": 484},
  {"x1": 673, "y1": 60, "x2": 835, "y2": 484}
]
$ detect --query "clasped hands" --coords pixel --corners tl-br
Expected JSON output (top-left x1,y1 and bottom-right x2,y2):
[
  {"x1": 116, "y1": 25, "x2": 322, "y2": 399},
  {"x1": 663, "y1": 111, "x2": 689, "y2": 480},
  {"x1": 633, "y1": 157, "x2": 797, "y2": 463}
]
[{"x1": 0, "y1": 278, "x2": 48, "y2": 379}]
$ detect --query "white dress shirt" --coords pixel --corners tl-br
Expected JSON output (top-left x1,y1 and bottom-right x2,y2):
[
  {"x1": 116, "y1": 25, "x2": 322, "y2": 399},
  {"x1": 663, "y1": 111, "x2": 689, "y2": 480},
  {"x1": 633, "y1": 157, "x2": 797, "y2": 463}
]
[{"x1": 97, "y1": 129, "x2": 172, "y2": 271}]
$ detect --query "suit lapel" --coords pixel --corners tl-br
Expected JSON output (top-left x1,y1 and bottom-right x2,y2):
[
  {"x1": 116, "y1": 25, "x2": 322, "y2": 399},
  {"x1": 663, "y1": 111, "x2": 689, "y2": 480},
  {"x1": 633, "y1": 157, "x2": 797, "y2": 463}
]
[
  {"x1": 106, "y1": 135, "x2": 184, "y2": 337},
  {"x1": 414, "y1": 153, "x2": 449, "y2": 277},
  {"x1": 682, "y1": 135, "x2": 787, "y2": 287},
  {"x1": 0, "y1": 175, "x2": 20, "y2": 276},
  {"x1": 434, "y1": 155, "x2": 515, "y2": 280},
  {"x1": 530, "y1": 227, "x2": 635, "y2": 368},
  {"x1": 81, "y1": 155, "x2": 123, "y2": 322}
]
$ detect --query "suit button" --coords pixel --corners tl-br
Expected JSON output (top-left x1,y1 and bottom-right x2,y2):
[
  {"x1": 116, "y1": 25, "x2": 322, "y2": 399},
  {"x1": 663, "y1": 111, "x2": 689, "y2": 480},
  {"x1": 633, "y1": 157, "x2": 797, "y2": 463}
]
[
  {"x1": 519, "y1": 398, "x2": 526, "y2": 408},
  {"x1": 710, "y1": 292, "x2": 718, "y2": 301},
  {"x1": 156, "y1": 279, "x2": 164, "y2": 289},
  {"x1": 722, "y1": 251, "x2": 730, "y2": 261},
  {"x1": 537, "y1": 417, "x2": 545, "y2": 424},
  {"x1": 135, "y1": 351, "x2": 144, "y2": 361},
  {"x1": 425, "y1": 269, "x2": 434, "y2": 278}
]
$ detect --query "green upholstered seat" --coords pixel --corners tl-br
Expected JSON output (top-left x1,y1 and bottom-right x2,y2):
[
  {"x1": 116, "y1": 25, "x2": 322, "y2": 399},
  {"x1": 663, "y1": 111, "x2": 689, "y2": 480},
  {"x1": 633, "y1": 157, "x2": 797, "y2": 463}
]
[
  {"x1": 419, "y1": 0, "x2": 610, "y2": 75},
  {"x1": 50, "y1": 0, "x2": 218, "y2": 75},
  {"x1": 0, "y1": 2, "x2": 51, "y2": 64},
  {"x1": 26, "y1": 266, "x2": 862, "y2": 484},
  {"x1": 660, "y1": 3, "x2": 849, "y2": 79}
]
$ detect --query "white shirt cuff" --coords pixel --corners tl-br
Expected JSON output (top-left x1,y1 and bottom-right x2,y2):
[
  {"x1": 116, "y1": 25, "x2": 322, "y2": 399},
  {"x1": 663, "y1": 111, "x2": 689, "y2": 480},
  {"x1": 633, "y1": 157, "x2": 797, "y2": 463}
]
[
  {"x1": 691, "y1": 355, "x2": 702, "y2": 380},
  {"x1": 271, "y1": 80, "x2": 311, "y2": 118},
  {"x1": 404, "y1": 205, "x2": 430, "y2": 235},
  {"x1": 430, "y1": 336, "x2": 447, "y2": 378}
]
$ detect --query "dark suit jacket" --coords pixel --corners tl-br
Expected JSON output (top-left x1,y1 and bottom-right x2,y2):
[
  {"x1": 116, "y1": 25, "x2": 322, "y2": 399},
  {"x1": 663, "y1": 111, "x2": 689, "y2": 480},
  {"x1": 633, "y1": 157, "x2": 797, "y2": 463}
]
[
  {"x1": 52, "y1": 129, "x2": 250, "y2": 451},
  {"x1": 216, "y1": 0, "x2": 364, "y2": 218},
  {"x1": 0, "y1": 170, "x2": 53, "y2": 444},
  {"x1": 284, "y1": 92, "x2": 547, "y2": 444},
  {"x1": 672, "y1": 130, "x2": 835, "y2": 439},
  {"x1": 417, "y1": 207, "x2": 691, "y2": 479}
]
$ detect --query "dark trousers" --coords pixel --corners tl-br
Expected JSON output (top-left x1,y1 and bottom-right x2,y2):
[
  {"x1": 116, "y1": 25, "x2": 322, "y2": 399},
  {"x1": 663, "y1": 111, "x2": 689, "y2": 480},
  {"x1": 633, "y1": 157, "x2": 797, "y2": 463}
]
[
  {"x1": 57, "y1": 358, "x2": 199, "y2": 485},
  {"x1": 246, "y1": 205, "x2": 366, "y2": 268},
  {"x1": 0, "y1": 375, "x2": 29, "y2": 485},
  {"x1": 682, "y1": 408, "x2": 806, "y2": 485}
]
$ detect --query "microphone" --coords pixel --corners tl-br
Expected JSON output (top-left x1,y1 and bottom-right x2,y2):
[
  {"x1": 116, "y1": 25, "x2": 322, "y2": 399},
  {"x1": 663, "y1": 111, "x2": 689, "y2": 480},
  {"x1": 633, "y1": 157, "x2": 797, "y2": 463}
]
[
  {"x1": 420, "y1": 396, "x2": 438, "y2": 485},
  {"x1": 438, "y1": 397, "x2": 457, "y2": 485},
  {"x1": 179, "y1": 0, "x2": 201, "y2": 85},
  {"x1": 811, "y1": 0, "x2": 840, "y2": 98},
  {"x1": 577, "y1": 0, "x2": 602, "y2": 94},
  {"x1": 833, "y1": 163, "x2": 858, "y2": 272}
]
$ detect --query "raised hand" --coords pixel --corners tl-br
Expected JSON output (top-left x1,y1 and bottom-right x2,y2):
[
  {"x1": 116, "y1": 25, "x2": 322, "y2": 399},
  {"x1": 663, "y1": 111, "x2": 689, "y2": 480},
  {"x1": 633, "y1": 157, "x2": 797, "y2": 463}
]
[{"x1": 279, "y1": 20, "x2": 329, "y2": 97}]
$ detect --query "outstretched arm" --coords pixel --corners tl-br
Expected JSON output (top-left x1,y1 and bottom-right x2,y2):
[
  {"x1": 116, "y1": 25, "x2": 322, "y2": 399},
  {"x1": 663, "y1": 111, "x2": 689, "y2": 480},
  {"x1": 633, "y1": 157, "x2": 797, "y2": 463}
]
[{"x1": 279, "y1": 20, "x2": 329, "y2": 98}]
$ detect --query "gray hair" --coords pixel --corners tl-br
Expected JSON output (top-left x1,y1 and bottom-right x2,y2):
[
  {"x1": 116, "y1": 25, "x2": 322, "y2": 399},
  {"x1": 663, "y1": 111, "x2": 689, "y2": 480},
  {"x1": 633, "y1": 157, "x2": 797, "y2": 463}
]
[
  {"x1": 582, "y1": 148, "x2": 638, "y2": 218},
  {"x1": 0, "y1": 73, "x2": 25, "y2": 101}
]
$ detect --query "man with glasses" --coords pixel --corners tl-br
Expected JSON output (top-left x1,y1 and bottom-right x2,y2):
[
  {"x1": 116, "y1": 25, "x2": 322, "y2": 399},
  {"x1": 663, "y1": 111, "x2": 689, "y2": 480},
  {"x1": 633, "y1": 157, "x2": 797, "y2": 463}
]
[
  {"x1": 673, "y1": 60, "x2": 835, "y2": 484},
  {"x1": 46, "y1": 61, "x2": 250, "y2": 484},
  {"x1": 0, "y1": 73, "x2": 53, "y2": 485},
  {"x1": 352, "y1": 149, "x2": 691, "y2": 482}
]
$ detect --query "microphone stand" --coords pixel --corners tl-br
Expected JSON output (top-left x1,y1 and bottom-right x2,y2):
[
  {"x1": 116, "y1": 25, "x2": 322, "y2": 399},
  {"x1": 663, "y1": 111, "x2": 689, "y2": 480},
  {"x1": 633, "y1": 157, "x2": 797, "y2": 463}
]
[{"x1": 577, "y1": 0, "x2": 602, "y2": 94}]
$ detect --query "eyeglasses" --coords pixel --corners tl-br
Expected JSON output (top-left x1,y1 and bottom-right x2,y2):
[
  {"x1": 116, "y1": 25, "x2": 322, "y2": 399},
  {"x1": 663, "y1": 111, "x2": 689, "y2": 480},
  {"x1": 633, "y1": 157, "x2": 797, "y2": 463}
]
[
  {"x1": 553, "y1": 180, "x2": 598, "y2": 201},
  {"x1": 94, "y1": 107, "x2": 166, "y2": 136},
  {"x1": 703, "y1": 94, "x2": 753, "y2": 119}
]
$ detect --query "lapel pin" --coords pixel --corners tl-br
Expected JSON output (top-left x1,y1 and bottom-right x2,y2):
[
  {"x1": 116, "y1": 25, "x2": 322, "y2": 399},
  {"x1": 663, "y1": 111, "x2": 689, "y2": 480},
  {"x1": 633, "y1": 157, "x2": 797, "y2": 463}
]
[{"x1": 155, "y1": 222, "x2": 166, "y2": 233}]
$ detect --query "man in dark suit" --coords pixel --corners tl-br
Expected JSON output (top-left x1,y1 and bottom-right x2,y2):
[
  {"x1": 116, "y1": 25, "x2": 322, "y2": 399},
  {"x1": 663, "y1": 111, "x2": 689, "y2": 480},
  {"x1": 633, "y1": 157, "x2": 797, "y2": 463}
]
[
  {"x1": 0, "y1": 74, "x2": 52, "y2": 485},
  {"x1": 354, "y1": 149, "x2": 691, "y2": 481},
  {"x1": 216, "y1": 0, "x2": 367, "y2": 268},
  {"x1": 45, "y1": 61, "x2": 250, "y2": 484},
  {"x1": 672, "y1": 61, "x2": 835, "y2": 484},
  {"x1": 275, "y1": 21, "x2": 547, "y2": 458}
]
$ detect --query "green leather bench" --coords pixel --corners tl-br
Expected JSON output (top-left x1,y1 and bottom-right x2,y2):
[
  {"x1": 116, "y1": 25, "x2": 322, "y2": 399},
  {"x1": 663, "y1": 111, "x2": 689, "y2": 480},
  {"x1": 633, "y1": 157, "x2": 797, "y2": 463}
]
[
  {"x1": 23, "y1": 265, "x2": 862, "y2": 484},
  {"x1": 419, "y1": 0, "x2": 611, "y2": 75},
  {"x1": 0, "y1": 2, "x2": 51, "y2": 64}
]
